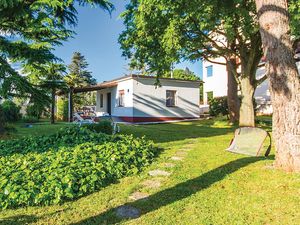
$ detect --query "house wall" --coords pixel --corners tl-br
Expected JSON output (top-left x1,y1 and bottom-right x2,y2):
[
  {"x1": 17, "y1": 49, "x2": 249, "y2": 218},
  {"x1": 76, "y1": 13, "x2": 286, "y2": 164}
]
[
  {"x1": 202, "y1": 57, "x2": 228, "y2": 105},
  {"x1": 95, "y1": 78, "x2": 134, "y2": 118},
  {"x1": 126, "y1": 77, "x2": 200, "y2": 122},
  {"x1": 202, "y1": 60, "x2": 300, "y2": 115}
]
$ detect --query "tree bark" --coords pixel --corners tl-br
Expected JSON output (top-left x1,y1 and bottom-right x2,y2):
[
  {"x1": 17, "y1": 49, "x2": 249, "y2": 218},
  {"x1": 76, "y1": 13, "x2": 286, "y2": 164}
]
[
  {"x1": 51, "y1": 88, "x2": 55, "y2": 124},
  {"x1": 256, "y1": 0, "x2": 300, "y2": 172},
  {"x1": 239, "y1": 76, "x2": 255, "y2": 127},
  {"x1": 226, "y1": 59, "x2": 240, "y2": 124}
]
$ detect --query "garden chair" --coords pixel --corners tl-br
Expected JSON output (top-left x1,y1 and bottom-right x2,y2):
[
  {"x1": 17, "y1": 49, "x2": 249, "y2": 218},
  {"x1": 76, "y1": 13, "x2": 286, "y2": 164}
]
[
  {"x1": 73, "y1": 112, "x2": 95, "y2": 125},
  {"x1": 227, "y1": 127, "x2": 271, "y2": 157}
]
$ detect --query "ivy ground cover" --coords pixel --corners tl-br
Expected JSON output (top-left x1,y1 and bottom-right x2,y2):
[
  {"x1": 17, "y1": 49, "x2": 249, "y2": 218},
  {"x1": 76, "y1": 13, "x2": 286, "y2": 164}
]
[{"x1": 0, "y1": 126, "x2": 156, "y2": 209}]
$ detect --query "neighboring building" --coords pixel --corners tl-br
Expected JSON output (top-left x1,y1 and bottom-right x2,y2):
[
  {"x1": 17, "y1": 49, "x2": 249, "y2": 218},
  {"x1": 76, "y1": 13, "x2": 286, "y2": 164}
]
[
  {"x1": 202, "y1": 58, "x2": 300, "y2": 115},
  {"x1": 77, "y1": 75, "x2": 201, "y2": 123}
]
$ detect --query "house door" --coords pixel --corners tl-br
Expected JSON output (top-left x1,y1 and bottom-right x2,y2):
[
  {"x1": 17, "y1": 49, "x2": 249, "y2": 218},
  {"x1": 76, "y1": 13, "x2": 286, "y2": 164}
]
[{"x1": 107, "y1": 92, "x2": 111, "y2": 115}]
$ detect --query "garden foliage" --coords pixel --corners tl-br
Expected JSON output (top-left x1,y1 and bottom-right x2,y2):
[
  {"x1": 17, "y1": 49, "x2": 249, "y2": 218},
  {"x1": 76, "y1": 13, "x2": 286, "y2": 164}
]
[
  {"x1": 0, "y1": 126, "x2": 156, "y2": 209},
  {"x1": 209, "y1": 97, "x2": 229, "y2": 117},
  {"x1": 82, "y1": 120, "x2": 113, "y2": 135},
  {"x1": 1, "y1": 100, "x2": 21, "y2": 122}
]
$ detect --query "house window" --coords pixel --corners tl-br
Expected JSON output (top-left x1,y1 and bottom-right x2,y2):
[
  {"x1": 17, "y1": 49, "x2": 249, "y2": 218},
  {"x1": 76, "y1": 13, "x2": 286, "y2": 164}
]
[
  {"x1": 207, "y1": 91, "x2": 214, "y2": 103},
  {"x1": 118, "y1": 90, "x2": 125, "y2": 107},
  {"x1": 166, "y1": 90, "x2": 177, "y2": 107},
  {"x1": 206, "y1": 65, "x2": 213, "y2": 77},
  {"x1": 100, "y1": 94, "x2": 103, "y2": 108}
]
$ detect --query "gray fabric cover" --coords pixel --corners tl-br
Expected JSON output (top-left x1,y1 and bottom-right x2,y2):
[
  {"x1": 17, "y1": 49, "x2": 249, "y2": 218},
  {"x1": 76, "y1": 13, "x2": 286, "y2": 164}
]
[{"x1": 227, "y1": 127, "x2": 269, "y2": 156}]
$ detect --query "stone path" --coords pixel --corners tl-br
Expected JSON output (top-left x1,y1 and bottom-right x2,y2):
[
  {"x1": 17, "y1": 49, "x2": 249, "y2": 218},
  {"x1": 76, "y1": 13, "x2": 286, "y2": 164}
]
[
  {"x1": 170, "y1": 156, "x2": 183, "y2": 161},
  {"x1": 116, "y1": 205, "x2": 141, "y2": 219},
  {"x1": 163, "y1": 162, "x2": 175, "y2": 168},
  {"x1": 142, "y1": 179, "x2": 162, "y2": 188},
  {"x1": 115, "y1": 141, "x2": 196, "y2": 219},
  {"x1": 148, "y1": 169, "x2": 171, "y2": 177},
  {"x1": 129, "y1": 191, "x2": 149, "y2": 201}
]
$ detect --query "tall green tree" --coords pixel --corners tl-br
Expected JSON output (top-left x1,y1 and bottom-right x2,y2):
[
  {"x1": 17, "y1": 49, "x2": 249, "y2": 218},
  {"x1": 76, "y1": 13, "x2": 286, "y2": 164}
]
[
  {"x1": 164, "y1": 68, "x2": 200, "y2": 81},
  {"x1": 255, "y1": 0, "x2": 300, "y2": 172},
  {"x1": 25, "y1": 63, "x2": 67, "y2": 123},
  {"x1": 65, "y1": 52, "x2": 97, "y2": 110},
  {"x1": 0, "y1": 0, "x2": 113, "y2": 102},
  {"x1": 119, "y1": 0, "x2": 298, "y2": 126}
]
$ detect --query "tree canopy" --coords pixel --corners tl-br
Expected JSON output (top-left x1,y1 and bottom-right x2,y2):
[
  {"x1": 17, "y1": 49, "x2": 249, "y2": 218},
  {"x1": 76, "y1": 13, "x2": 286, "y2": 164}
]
[
  {"x1": 119, "y1": 0, "x2": 299, "y2": 126},
  {"x1": 0, "y1": 0, "x2": 113, "y2": 100}
]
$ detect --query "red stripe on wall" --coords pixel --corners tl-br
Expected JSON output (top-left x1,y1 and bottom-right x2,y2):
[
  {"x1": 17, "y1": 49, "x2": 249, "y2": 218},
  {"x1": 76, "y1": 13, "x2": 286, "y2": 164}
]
[{"x1": 118, "y1": 116, "x2": 199, "y2": 123}]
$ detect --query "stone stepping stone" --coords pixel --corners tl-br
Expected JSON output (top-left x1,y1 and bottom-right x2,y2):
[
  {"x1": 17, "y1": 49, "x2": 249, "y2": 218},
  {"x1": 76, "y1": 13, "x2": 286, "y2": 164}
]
[
  {"x1": 116, "y1": 205, "x2": 141, "y2": 219},
  {"x1": 149, "y1": 169, "x2": 171, "y2": 177},
  {"x1": 129, "y1": 191, "x2": 149, "y2": 201},
  {"x1": 171, "y1": 156, "x2": 183, "y2": 161},
  {"x1": 142, "y1": 179, "x2": 162, "y2": 188},
  {"x1": 176, "y1": 151, "x2": 187, "y2": 156},
  {"x1": 163, "y1": 162, "x2": 175, "y2": 168}
]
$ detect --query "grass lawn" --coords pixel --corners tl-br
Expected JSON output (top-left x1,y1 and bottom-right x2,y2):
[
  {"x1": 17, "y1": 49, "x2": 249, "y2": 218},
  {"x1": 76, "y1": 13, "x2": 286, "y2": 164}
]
[
  {"x1": 2, "y1": 119, "x2": 69, "y2": 140},
  {"x1": 0, "y1": 118, "x2": 299, "y2": 225}
]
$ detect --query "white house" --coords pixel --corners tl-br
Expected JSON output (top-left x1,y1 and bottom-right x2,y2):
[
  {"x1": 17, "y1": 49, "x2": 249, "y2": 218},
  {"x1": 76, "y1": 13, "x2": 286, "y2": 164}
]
[
  {"x1": 79, "y1": 75, "x2": 201, "y2": 123},
  {"x1": 202, "y1": 58, "x2": 300, "y2": 114}
]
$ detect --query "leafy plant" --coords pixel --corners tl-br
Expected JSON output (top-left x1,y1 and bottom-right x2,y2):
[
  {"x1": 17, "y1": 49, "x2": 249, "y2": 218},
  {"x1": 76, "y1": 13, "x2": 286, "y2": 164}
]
[
  {"x1": 0, "y1": 126, "x2": 156, "y2": 209},
  {"x1": 82, "y1": 120, "x2": 113, "y2": 135},
  {"x1": 209, "y1": 97, "x2": 229, "y2": 117},
  {"x1": 0, "y1": 105, "x2": 5, "y2": 134},
  {"x1": 26, "y1": 104, "x2": 44, "y2": 119},
  {"x1": 1, "y1": 100, "x2": 21, "y2": 122}
]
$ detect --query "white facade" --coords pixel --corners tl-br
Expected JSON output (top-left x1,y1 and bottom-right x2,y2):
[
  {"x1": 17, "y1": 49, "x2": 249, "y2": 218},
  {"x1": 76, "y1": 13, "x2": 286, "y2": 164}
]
[
  {"x1": 202, "y1": 59, "x2": 300, "y2": 115},
  {"x1": 95, "y1": 75, "x2": 200, "y2": 122}
]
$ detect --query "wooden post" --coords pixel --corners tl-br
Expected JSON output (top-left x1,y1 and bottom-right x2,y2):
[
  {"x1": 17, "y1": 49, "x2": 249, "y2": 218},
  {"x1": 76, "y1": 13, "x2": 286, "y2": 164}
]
[{"x1": 68, "y1": 88, "x2": 73, "y2": 122}]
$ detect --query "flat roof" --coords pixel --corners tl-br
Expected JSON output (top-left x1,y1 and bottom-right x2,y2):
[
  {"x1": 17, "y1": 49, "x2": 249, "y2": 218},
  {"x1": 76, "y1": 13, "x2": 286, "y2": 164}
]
[{"x1": 73, "y1": 74, "x2": 203, "y2": 93}]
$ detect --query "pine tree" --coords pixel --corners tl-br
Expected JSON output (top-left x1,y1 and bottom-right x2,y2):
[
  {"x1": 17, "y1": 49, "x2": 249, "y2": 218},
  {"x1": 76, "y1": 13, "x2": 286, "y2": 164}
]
[{"x1": 65, "y1": 52, "x2": 97, "y2": 110}]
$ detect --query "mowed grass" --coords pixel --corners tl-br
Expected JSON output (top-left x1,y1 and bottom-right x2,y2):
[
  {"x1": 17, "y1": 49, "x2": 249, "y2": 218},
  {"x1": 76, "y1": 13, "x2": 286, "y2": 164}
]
[{"x1": 0, "y1": 118, "x2": 299, "y2": 225}]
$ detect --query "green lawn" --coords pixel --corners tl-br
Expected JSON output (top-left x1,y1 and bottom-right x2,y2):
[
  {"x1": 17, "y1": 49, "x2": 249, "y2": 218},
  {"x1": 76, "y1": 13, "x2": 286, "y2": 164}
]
[{"x1": 0, "y1": 118, "x2": 299, "y2": 225}]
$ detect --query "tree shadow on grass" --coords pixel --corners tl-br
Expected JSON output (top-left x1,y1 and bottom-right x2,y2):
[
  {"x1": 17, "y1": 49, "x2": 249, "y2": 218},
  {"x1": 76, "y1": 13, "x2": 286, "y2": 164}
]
[
  {"x1": 0, "y1": 215, "x2": 37, "y2": 225},
  {"x1": 120, "y1": 119, "x2": 236, "y2": 144},
  {"x1": 72, "y1": 156, "x2": 267, "y2": 224}
]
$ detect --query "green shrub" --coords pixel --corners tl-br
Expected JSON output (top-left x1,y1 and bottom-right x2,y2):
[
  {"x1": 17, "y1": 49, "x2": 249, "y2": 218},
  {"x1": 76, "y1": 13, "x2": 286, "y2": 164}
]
[
  {"x1": 1, "y1": 100, "x2": 21, "y2": 122},
  {"x1": 0, "y1": 105, "x2": 6, "y2": 134},
  {"x1": 209, "y1": 97, "x2": 228, "y2": 117},
  {"x1": 0, "y1": 126, "x2": 156, "y2": 208},
  {"x1": 57, "y1": 98, "x2": 68, "y2": 121},
  {"x1": 26, "y1": 104, "x2": 45, "y2": 119},
  {"x1": 82, "y1": 120, "x2": 113, "y2": 135},
  {"x1": 22, "y1": 116, "x2": 40, "y2": 123}
]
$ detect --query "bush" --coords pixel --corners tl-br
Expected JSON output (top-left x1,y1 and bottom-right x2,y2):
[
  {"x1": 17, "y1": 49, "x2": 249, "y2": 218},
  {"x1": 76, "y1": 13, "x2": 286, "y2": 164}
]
[
  {"x1": 209, "y1": 97, "x2": 228, "y2": 117},
  {"x1": 0, "y1": 105, "x2": 6, "y2": 134},
  {"x1": 0, "y1": 126, "x2": 156, "y2": 208},
  {"x1": 57, "y1": 98, "x2": 69, "y2": 121},
  {"x1": 22, "y1": 116, "x2": 40, "y2": 123},
  {"x1": 82, "y1": 120, "x2": 113, "y2": 135},
  {"x1": 1, "y1": 100, "x2": 21, "y2": 122},
  {"x1": 26, "y1": 103, "x2": 45, "y2": 119}
]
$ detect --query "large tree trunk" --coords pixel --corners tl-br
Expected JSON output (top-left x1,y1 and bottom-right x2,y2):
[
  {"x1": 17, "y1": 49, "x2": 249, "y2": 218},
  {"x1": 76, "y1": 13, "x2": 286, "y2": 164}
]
[
  {"x1": 239, "y1": 76, "x2": 255, "y2": 127},
  {"x1": 256, "y1": 0, "x2": 300, "y2": 172},
  {"x1": 51, "y1": 88, "x2": 55, "y2": 124},
  {"x1": 227, "y1": 59, "x2": 240, "y2": 124}
]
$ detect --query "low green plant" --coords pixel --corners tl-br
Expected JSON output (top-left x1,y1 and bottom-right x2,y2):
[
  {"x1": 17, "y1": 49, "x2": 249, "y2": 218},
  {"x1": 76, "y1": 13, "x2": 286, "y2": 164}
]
[
  {"x1": 1, "y1": 100, "x2": 21, "y2": 122},
  {"x1": 26, "y1": 103, "x2": 45, "y2": 119},
  {"x1": 56, "y1": 98, "x2": 69, "y2": 121},
  {"x1": 0, "y1": 105, "x2": 5, "y2": 134},
  {"x1": 82, "y1": 120, "x2": 113, "y2": 134},
  {"x1": 0, "y1": 126, "x2": 156, "y2": 209},
  {"x1": 209, "y1": 97, "x2": 229, "y2": 117}
]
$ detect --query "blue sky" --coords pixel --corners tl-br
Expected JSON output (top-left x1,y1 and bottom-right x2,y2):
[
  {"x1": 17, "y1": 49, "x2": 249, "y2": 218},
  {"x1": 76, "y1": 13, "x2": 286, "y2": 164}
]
[{"x1": 54, "y1": 0, "x2": 203, "y2": 83}]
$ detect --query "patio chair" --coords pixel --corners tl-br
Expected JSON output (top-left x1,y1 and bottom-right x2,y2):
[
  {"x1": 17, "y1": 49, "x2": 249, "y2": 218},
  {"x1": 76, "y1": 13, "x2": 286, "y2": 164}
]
[
  {"x1": 226, "y1": 127, "x2": 271, "y2": 157},
  {"x1": 73, "y1": 112, "x2": 95, "y2": 126}
]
